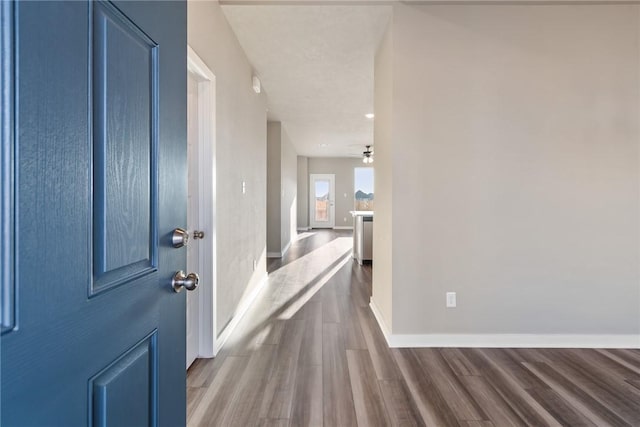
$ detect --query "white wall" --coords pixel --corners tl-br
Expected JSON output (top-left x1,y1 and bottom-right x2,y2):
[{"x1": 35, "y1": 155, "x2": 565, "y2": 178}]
[
  {"x1": 372, "y1": 23, "x2": 394, "y2": 334},
  {"x1": 307, "y1": 157, "x2": 369, "y2": 228},
  {"x1": 297, "y1": 156, "x2": 309, "y2": 229},
  {"x1": 267, "y1": 121, "x2": 297, "y2": 256},
  {"x1": 188, "y1": 0, "x2": 268, "y2": 336},
  {"x1": 375, "y1": 4, "x2": 640, "y2": 340},
  {"x1": 267, "y1": 122, "x2": 281, "y2": 254},
  {"x1": 281, "y1": 127, "x2": 297, "y2": 250}
]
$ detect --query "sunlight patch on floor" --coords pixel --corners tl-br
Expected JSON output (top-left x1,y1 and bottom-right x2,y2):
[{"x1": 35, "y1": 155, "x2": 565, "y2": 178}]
[
  {"x1": 268, "y1": 236, "x2": 352, "y2": 320},
  {"x1": 295, "y1": 231, "x2": 316, "y2": 242},
  {"x1": 221, "y1": 236, "x2": 354, "y2": 353}
]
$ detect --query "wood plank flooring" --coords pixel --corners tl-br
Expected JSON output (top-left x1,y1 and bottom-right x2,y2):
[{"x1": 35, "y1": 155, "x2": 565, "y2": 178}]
[{"x1": 187, "y1": 229, "x2": 640, "y2": 427}]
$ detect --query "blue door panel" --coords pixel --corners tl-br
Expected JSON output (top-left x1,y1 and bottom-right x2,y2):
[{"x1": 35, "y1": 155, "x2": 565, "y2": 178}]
[
  {"x1": 0, "y1": 0, "x2": 15, "y2": 334},
  {"x1": 92, "y1": 0, "x2": 159, "y2": 295},
  {"x1": 90, "y1": 331, "x2": 158, "y2": 427},
  {"x1": 1, "y1": 1, "x2": 187, "y2": 426}
]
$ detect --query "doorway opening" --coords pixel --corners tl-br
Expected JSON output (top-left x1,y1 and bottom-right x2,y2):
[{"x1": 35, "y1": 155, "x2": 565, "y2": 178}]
[
  {"x1": 186, "y1": 46, "x2": 217, "y2": 368},
  {"x1": 309, "y1": 173, "x2": 335, "y2": 228}
]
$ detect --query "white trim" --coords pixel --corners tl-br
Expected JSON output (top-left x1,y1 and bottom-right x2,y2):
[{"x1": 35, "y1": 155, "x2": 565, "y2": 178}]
[
  {"x1": 368, "y1": 302, "x2": 640, "y2": 349},
  {"x1": 215, "y1": 274, "x2": 269, "y2": 353},
  {"x1": 369, "y1": 300, "x2": 391, "y2": 340},
  {"x1": 333, "y1": 226, "x2": 354, "y2": 230},
  {"x1": 187, "y1": 45, "x2": 217, "y2": 359},
  {"x1": 267, "y1": 240, "x2": 292, "y2": 259},
  {"x1": 297, "y1": 227, "x2": 310, "y2": 231},
  {"x1": 386, "y1": 334, "x2": 640, "y2": 349},
  {"x1": 309, "y1": 173, "x2": 336, "y2": 228}
]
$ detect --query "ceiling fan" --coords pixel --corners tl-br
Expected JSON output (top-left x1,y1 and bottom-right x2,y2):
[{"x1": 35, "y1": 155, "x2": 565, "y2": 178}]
[
  {"x1": 362, "y1": 145, "x2": 374, "y2": 164},
  {"x1": 346, "y1": 144, "x2": 374, "y2": 164}
]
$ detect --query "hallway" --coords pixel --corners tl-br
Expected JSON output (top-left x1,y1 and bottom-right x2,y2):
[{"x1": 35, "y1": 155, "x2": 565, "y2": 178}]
[
  {"x1": 186, "y1": 229, "x2": 393, "y2": 426},
  {"x1": 186, "y1": 230, "x2": 640, "y2": 427}
]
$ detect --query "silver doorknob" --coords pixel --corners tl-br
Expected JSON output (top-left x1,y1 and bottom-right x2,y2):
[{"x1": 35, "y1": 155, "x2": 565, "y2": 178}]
[
  {"x1": 193, "y1": 230, "x2": 205, "y2": 240},
  {"x1": 172, "y1": 228, "x2": 189, "y2": 248},
  {"x1": 172, "y1": 271, "x2": 199, "y2": 292}
]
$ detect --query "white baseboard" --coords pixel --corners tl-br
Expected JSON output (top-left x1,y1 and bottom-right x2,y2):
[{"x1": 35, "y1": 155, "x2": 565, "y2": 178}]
[
  {"x1": 267, "y1": 240, "x2": 292, "y2": 259},
  {"x1": 333, "y1": 226, "x2": 354, "y2": 230},
  {"x1": 297, "y1": 227, "x2": 310, "y2": 231},
  {"x1": 368, "y1": 302, "x2": 639, "y2": 349},
  {"x1": 369, "y1": 300, "x2": 391, "y2": 340},
  {"x1": 387, "y1": 334, "x2": 640, "y2": 349},
  {"x1": 215, "y1": 273, "x2": 268, "y2": 353}
]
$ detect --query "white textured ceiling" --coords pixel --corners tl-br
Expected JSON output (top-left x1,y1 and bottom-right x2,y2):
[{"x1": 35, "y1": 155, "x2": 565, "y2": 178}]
[{"x1": 221, "y1": 5, "x2": 391, "y2": 157}]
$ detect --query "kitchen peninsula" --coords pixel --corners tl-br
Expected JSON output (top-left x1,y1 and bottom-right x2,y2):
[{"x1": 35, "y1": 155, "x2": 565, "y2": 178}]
[{"x1": 350, "y1": 210, "x2": 373, "y2": 265}]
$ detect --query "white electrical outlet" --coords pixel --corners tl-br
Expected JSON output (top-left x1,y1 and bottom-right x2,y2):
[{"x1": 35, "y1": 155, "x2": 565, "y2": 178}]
[
  {"x1": 242, "y1": 181, "x2": 246, "y2": 194},
  {"x1": 446, "y1": 292, "x2": 457, "y2": 308},
  {"x1": 252, "y1": 259, "x2": 257, "y2": 271}
]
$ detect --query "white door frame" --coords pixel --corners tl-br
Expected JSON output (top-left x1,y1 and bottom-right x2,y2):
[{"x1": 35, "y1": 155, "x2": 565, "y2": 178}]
[
  {"x1": 187, "y1": 46, "x2": 217, "y2": 359},
  {"x1": 309, "y1": 173, "x2": 335, "y2": 228}
]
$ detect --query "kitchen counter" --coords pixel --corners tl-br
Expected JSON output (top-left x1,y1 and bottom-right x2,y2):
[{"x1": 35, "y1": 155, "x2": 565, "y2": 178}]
[{"x1": 349, "y1": 210, "x2": 373, "y2": 217}]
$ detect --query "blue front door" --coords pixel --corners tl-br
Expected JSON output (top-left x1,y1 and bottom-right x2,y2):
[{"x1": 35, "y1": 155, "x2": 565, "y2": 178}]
[{"x1": 1, "y1": 1, "x2": 188, "y2": 425}]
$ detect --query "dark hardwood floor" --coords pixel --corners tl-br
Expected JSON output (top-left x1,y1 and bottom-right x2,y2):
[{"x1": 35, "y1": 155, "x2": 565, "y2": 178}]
[{"x1": 187, "y1": 229, "x2": 640, "y2": 426}]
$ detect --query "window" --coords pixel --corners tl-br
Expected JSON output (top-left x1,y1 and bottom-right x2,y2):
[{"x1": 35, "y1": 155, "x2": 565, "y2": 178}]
[
  {"x1": 354, "y1": 167, "x2": 374, "y2": 211},
  {"x1": 314, "y1": 179, "x2": 329, "y2": 222}
]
